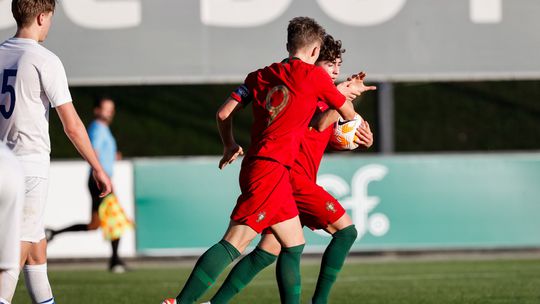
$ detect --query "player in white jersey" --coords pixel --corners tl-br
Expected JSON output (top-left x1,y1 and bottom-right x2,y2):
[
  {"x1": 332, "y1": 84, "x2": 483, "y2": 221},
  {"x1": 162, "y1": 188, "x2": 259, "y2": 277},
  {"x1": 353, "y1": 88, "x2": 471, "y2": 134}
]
[
  {"x1": 0, "y1": 142, "x2": 24, "y2": 304},
  {"x1": 0, "y1": 1, "x2": 112, "y2": 303}
]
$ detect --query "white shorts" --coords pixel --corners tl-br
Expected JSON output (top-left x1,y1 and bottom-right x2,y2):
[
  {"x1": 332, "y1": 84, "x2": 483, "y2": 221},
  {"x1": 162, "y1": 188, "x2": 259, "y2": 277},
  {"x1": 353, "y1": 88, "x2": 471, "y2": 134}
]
[
  {"x1": 0, "y1": 156, "x2": 24, "y2": 270},
  {"x1": 21, "y1": 177, "x2": 49, "y2": 243}
]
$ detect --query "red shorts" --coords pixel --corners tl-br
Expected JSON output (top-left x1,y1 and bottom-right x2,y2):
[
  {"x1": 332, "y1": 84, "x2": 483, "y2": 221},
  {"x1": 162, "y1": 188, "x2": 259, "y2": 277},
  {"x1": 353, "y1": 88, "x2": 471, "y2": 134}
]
[
  {"x1": 291, "y1": 172, "x2": 345, "y2": 230},
  {"x1": 231, "y1": 158, "x2": 299, "y2": 233}
]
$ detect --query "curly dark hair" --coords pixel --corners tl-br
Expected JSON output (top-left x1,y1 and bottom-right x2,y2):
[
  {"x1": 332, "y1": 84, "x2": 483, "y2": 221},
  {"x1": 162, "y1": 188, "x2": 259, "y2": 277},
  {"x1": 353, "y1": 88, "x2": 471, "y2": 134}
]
[
  {"x1": 287, "y1": 17, "x2": 326, "y2": 53},
  {"x1": 317, "y1": 34, "x2": 345, "y2": 63}
]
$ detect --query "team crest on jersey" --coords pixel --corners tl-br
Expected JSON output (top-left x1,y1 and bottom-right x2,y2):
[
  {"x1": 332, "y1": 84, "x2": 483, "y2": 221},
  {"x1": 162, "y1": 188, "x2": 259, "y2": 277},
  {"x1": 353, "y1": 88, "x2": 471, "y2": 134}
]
[
  {"x1": 326, "y1": 202, "x2": 337, "y2": 213},
  {"x1": 256, "y1": 211, "x2": 266, "y2": 223}
]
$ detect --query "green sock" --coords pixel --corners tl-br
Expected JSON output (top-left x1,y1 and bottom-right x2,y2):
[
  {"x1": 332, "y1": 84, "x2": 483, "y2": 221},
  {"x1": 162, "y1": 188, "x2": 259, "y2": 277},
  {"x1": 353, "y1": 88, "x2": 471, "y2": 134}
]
[
  {"x1": 312, "y1": 225, "x2": 358, "y2": 304},
  {"x1": 211, "y1": 246, "x2": 277, "y2": 304},
  {"x1": 276, "y1": 244, "x2": 305, "y2": 304},
  {"x1": 176, "y1": 240, "x2": 240, "y2": 304}
]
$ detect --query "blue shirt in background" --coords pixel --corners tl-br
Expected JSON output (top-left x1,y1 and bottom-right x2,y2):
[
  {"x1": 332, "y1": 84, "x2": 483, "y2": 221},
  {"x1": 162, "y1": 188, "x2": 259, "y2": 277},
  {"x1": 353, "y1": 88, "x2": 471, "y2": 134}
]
[{"x1": 88, "y1": 120, "x2": 117, "y2": 177}]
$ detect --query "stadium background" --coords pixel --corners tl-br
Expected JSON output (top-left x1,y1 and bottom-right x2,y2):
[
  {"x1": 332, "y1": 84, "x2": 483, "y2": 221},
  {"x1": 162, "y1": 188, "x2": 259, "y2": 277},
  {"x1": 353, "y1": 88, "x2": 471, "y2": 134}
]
[
  {"x1": 2, "y1": 0, "x2": 539, "y2": 257},
  {"x1": 1, "y1": 1, "x2": 540, "y2": 302}
]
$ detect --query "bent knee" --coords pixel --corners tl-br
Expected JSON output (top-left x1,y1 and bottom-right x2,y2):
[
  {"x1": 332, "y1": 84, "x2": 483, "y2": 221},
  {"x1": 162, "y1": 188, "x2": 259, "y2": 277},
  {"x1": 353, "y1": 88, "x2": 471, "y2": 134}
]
[
  {"x1": 258, "y1": 237, "x2": 282, "y2": 256},
  {"x1": 87, "y1": 222, "x2": 100, "y2": 230},
  {"x1": 87, "y1": 213, "x2": 100, "y2": 230},
  {"x1": 263, "y1": 244, "x2": 282, "y2": 256},
  {"x1": 334, "y1": 225, "x2": 358, "y2": 242}
]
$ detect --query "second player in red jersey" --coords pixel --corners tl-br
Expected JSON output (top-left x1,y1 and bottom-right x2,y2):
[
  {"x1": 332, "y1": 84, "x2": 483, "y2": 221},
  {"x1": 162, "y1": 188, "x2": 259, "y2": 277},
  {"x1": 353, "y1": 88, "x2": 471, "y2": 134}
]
[{"x1": 292, "y1": 101, "x2": 334, "y2": 181}]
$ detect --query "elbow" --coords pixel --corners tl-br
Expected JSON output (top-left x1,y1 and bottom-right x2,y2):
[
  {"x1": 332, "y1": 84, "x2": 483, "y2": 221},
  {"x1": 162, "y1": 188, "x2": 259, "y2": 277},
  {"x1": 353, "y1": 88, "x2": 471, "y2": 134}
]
[
  {"x1": 314, "y1": 123, "x2": 326, "y2": 132},
  {"x1": 63, "y1": 125, "x2": 79, "y2": 139},
  {"x1": 216, "y1": 109, "x2": 230, "y2": 122},
  {"x1": 63, "y1": 122, "x2": 83, "y2": 140}
]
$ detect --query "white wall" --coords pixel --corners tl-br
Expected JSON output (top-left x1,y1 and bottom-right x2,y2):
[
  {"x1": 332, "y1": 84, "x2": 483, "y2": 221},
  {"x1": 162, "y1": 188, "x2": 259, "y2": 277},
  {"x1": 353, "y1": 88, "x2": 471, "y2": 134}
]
[{"x1": 45, "y1": 161, "x2": 136, "y2": 258}]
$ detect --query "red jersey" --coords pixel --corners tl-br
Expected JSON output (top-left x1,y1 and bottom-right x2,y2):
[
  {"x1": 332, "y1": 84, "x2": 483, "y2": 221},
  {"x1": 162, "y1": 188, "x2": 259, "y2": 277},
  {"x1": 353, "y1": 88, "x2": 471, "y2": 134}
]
[
  {"x1": 231, "y1": 58, "x2": 345, "y2": 167},
  {"x1": 291, "y1": 101, "x2": 333, "y2": 181}
]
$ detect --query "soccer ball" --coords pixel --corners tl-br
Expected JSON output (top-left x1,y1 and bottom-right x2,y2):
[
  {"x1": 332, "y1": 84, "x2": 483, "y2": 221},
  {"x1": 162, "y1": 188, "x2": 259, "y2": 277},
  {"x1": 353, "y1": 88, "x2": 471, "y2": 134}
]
[{"x1": 329, "y1": 113, "x2": 363, "y2": 150}]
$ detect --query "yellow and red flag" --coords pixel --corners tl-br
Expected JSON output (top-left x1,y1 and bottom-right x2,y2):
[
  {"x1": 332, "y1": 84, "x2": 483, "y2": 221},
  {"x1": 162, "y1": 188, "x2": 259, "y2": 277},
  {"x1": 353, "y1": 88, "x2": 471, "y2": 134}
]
[{"x1": 98, "y1": 194, "x2": 134, "y2": 240}]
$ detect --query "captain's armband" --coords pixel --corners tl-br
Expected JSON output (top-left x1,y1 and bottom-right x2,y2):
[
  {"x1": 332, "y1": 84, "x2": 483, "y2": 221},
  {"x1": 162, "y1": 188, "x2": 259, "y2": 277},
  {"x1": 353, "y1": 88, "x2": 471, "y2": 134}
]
[{"x1": 230, "y1": 84, "x2": 252, "y2": 105}]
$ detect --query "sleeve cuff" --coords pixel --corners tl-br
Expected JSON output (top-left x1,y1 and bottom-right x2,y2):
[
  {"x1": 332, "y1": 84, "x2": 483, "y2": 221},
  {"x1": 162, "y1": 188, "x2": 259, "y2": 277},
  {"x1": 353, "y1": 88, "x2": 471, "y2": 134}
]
[
  {"x1": 51, "y1": 99, "x2": 72, "y2": 108},
  {"x1": 230, "y1": 92, "x2": 243, "y2": 103}
]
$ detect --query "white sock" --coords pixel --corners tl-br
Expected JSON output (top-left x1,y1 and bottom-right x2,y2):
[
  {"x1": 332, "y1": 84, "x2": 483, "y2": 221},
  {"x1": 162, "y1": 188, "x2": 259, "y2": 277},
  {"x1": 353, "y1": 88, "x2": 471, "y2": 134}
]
[
  {"x1": 0, "y1": 268, "x2": 20, "y2": 303},
  {"x1": 0, "y1": 297, "x2": 11, "y2": 304},
  {"x1": 23, "y1": 264, "x2": 54, "y2": 304}
]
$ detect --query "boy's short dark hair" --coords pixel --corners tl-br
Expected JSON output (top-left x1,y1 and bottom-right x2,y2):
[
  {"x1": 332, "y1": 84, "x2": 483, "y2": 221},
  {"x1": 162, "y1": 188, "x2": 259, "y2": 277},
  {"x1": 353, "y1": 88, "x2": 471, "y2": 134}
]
[
  {"x1": 317, "y1": 34, "x2": 345, "y2": 63},
  {"x1": 12, "y1": 0, "x2": 56, "y2": 28},
  {"x1": 287, "y1": 17, "x2": 325, "y2": 53}
]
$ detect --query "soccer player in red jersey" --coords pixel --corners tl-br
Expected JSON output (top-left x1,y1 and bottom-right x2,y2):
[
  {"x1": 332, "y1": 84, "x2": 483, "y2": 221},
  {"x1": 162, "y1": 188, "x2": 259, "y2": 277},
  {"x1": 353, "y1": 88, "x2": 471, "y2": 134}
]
[
  {"x1": 207, "y1": 35, "x2": 375, "y2": 304},
  {"x1": 162, "y1": 18, "x2": 364, "y2": 304}
]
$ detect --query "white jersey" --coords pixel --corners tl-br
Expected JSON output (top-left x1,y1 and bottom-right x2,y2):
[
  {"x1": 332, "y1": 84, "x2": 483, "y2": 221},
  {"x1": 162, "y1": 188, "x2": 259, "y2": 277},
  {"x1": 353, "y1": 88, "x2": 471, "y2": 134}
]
[{"x1": 0, "y1": 37, "x2": 72, "y2": 177}]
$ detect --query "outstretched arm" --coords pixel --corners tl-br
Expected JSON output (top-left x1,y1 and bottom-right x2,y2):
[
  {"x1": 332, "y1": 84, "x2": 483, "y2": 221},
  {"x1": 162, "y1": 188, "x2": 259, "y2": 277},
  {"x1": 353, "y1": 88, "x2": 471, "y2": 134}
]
[
  {"x1": 216, "y1": 97, "x2": 244, "y2": 169},
  {"x1": 312, "y1": 72, "x2": 377, "y2": 131},
  {"x1": 56, "y1": 102, "x2": 112, "y2": 197}
]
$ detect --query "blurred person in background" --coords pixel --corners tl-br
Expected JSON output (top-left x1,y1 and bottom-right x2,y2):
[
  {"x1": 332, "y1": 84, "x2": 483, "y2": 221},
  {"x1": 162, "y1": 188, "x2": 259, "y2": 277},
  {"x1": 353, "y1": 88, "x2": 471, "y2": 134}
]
[{"x1": 46, "y1": 97, "x2": 127, "y2": 273}]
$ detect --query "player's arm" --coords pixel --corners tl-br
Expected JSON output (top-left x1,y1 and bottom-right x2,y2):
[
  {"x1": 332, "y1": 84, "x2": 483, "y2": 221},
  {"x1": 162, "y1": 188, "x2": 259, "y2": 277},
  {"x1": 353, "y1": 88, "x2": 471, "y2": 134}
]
[
  {"x1": 335, "y1": 99, "x2": 356, "y2": 121},
  {"x1": 315, "y1": 68, "x2": 357, "y2": 120},
  {"x1": 313, "y1": 81, "x2": 360, "y2": 131},
  {"x1": 335, "y1": 73, "x2": 377, "y2": 123},
  {"x1": 56, "y1": 103, "x2": 112, "y2": 197},
  {"x1": 310, "y1": 100, "x2": 350, "y2": 132},
  {"x1": 311, "y1": 82, "x2": 361, "y2": 131},
  {"x1": 217, "y1": 82, "x2": 253, "y2": 169},
  {"x1": 345, "y1": 72, "x2": 377, "y2": 96},
  {"x1": 216, "y1": 97, "x2": 244, "y2": 170},
  {"x1": 313, "y1": 72, "x2": 377, "y2": 131}
]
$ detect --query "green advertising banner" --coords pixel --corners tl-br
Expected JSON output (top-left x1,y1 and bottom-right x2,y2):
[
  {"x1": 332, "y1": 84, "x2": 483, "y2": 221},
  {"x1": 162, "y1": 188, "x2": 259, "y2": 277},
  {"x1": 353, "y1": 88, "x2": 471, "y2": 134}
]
[{"x1": 134, "y1": 154, "x2": 540, "y2": 255}]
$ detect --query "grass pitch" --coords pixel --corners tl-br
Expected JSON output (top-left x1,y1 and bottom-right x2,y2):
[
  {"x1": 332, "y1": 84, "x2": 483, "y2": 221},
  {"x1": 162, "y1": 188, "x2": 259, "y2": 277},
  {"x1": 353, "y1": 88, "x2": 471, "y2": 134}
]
[{"x1": 13, "y1": 257, "x2": 540, "y2": 303}]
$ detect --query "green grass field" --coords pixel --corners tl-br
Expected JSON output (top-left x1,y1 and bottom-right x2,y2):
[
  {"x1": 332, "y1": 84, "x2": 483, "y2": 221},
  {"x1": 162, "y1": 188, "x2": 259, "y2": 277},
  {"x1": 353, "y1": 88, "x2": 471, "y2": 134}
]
[{"x1": 13, "y1": 258, "x2": 540, "y2": 303}]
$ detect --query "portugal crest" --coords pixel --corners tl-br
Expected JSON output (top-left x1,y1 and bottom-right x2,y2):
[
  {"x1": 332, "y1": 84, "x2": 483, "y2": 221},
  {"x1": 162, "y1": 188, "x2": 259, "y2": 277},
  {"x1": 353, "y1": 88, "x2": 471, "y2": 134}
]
[
  {"x1": 326, "y1": 202, "x2": 337, "y2": 213},
  {"x1": 256, "y1": 211, "x2": 266, "y2": 223}
]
